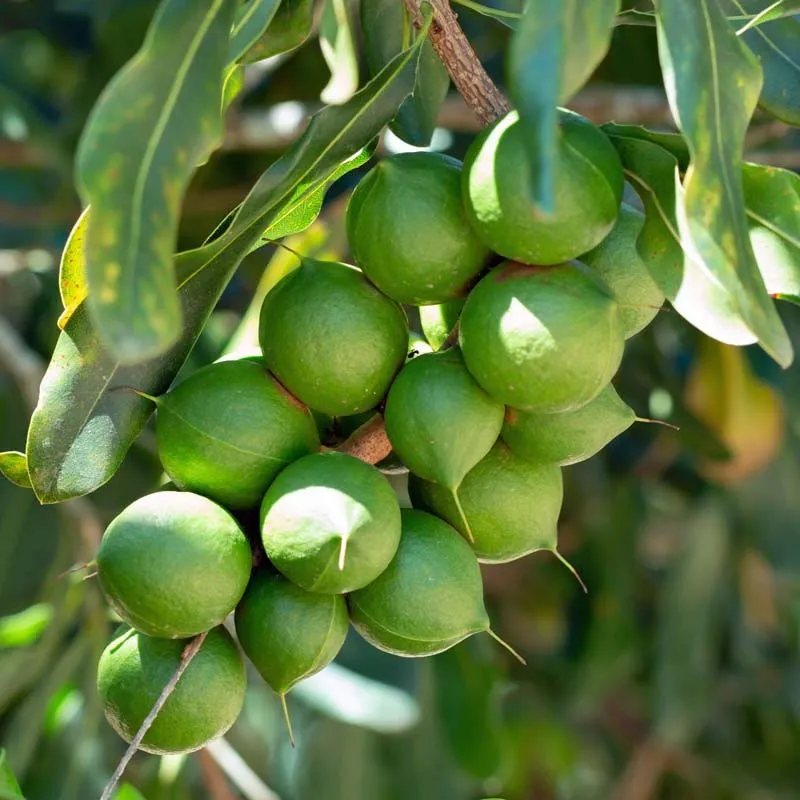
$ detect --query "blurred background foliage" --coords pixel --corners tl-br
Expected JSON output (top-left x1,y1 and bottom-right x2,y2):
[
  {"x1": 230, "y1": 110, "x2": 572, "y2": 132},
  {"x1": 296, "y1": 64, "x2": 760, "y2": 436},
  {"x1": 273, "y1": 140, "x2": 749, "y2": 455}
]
[{"x1": 2, "y1": 1, "x2": 800, "y2": 799}]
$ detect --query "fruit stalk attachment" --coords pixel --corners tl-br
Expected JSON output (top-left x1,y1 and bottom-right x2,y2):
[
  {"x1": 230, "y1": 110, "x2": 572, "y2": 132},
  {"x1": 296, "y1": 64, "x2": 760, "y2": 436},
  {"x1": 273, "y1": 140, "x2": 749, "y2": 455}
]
[{"x1": 100, "y1": 632, "x2": 208, "y2": 800}]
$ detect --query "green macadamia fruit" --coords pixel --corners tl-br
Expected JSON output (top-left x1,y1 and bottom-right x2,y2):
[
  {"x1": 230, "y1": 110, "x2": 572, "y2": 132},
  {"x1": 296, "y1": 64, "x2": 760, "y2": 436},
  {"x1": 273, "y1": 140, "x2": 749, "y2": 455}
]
[
  {"x1": 97, "y1": 626, "x2": 246, "y2": 754},
  {"x1": 502, "y1": 383, "x2": 636, "y2": 466},
  {"x1": 259, "y1": 257, "x2": 408, "y2": 416},
  {"x1": 580, "y1": 203, "x2": 664, "y2": 338},
  {"x1": 260, "y1": 452, "x2": 401, "y2": 594},
  {"x1": 463, "y1": 109, "x2": 623, "y2": 265},
  {"x1": 459, "y1": 261, "x2": 625, "y2": 413},
  {"x1": 97, "y1": 492, "x2": 252, "y2": 638},
  {"x1": 153, "y1": 359, "x2": 320, "y2": 509},
  {"x1": 348, "y1": 509, "x2": 490, "y2": 657},
  {"x1": 409, "y1": 442, "x2": 563, "y2": 563},
  {"x1": 346, "y1": 153, "x2": 491, "y2": 305}
]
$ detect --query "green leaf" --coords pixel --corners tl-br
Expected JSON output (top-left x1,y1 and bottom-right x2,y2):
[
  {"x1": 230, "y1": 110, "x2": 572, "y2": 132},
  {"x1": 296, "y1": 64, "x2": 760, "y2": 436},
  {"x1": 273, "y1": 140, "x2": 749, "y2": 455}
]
[
  {"x1": 319, "y1": 0, "x2": 360, "y2": 105},
  {"x1": 113, "y1": 784, "x2": 148, "y2": 800},
  {"x1": 0, "y1": 604, "x2": 53, "y2": 648},
  {"x1": 75, "y1": 0, "x2": 239, "y2": 364},
  {"x1": 605, "y1": 130, "x2": 757, "y2": 346},
  {"x1": 722, "y1": 0, "x2": 800, "y2": 124},
  {"x1": 655, "y1": 0, "x2": 792, "y2": 367},
  {"x1": 0, "y1": 452, "x2": 32, "y2": 490},
  {"x1": 362, "y1": 0, "x2": 450, "y2": 146},
  {"x1": 57, "y1": 206, "x2": 90, "y2": 331},
  {"x1": 228, "y1": 0, "x2": 282, "y2": 63},
  {"x1": 433, "y1": 640, "x2": 505, "y2": 780},
  {"x1": 656, "y1": 499, "x2": 729, "y2": 745},
  {"x1": 241, "y1": 0, "x2": 315, "y2": 61},
  {"x1": 26, "y1": 20, "x2": 430, "y2": 503},
  {"x1": 452, "y1": 0, "x2": 520, "y2": 29},
  {"x1": 0, "y1": 750, "x2": 23, "y2": 800},
  {"x1": 743, "y1": 161, "x2": 800, "y2": 301},
  {"x1": 508, "y1": 0, "x2": 620, "y2": 212}
]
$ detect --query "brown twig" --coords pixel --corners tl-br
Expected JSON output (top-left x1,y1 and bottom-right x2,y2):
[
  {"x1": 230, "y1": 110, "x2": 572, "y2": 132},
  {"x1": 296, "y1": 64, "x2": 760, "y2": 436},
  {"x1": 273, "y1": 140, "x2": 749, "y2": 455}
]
[
  {"x1": 100, "y1": 632, "x2": 208, "y2": 800},
  {"x1": 402, "y1": 0, "x2": 511, "y2": 125},
  {"x1": 198, "y1": 748, "x2": 237, "y2": 800}
]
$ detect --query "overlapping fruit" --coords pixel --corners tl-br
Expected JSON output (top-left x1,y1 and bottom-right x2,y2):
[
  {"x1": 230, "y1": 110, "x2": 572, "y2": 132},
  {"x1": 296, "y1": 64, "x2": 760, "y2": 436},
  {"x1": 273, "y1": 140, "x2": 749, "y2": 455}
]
[{"x1": 95, "y1": 110, "x2": 665, "y2": 752}]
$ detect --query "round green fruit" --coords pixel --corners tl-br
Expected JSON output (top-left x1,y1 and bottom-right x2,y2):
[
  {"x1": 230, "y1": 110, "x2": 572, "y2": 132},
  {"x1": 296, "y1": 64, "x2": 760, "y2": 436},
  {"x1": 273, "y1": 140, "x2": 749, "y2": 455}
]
[
  {"x1": 234, "y1": 569, "x2": 348, "y2": 697},
  {"x1": 409, "y1": 442, "x2": 563, "y2": 563},
  {"x1": 348, "y1": 509, "x2": 490, "y2": 656},
  {"x1": 258, "y1": 258, "x2": 408, "y2": 416},
  {"x1": 502, "y1": 383, "x2": 635, "y2": 466},
  {"x1": 580, "y1": 203, "x2": 664, "y2": 338},
  {"x1": 384, "y1": 348, "x2": 504, "y2": 491},
  {"x1": 97, "y1": 625, "x2": 246, "y2": 754},
  {"x1": 419, "y1": 299, "x2": 464, "y2": 351},
  {"x1": 459, "y1": 261, "x2": 625, "y2": 413},
  {"x1": 153, "y1": 359, "x2": 320, "y2": 509},
  {"x1": 462, "y1": 109, "x2": 623, "y2": 264},
  {"x1": 97, "y1": 492, "x2": 252, "y2": 638},
  {"x1": 346, "y1": 153, "x2": 490, "y2": 305},
  {"x1": 260, "y1": 452, "x2": 401, "y2": 593}
]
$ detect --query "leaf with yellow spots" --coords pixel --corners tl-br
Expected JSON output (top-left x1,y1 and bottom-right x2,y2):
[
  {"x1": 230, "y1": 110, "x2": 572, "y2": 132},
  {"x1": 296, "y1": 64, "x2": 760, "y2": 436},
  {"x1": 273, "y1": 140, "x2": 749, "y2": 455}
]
[
  {"x1": 76, "y1": 0, "x2": 239, "y2": 364},
  {"x1": 654, "y1": 0, "x2": 793, "y2": 367},
  {"x1": 57, "y1": 206, "x2": 90, "y2": 330}
]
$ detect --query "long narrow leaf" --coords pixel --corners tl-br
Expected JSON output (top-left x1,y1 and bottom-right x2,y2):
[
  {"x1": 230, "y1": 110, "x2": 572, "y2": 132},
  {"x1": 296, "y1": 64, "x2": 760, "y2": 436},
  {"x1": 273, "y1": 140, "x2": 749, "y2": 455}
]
[
  {"x1": 319, "y1": 0, "x2": 360, "y2": 104},
  {"x1": 76, "y1": 0, "x2": 238, "y2": 363},
  {"x1": 228, "y1": 0, "x2": 282, "y2": 63}
]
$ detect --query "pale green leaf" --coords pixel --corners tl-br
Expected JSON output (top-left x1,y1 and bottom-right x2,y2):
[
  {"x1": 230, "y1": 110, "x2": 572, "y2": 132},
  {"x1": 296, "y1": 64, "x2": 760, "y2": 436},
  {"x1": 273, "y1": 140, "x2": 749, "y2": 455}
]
[
  {"x1": 319, "y1": 0, "x2": 360, "y2": 105},
  {"x1": 0, "y1": 452, "x2": 32, "y2": 490},
  {"x1": 57, "y1": 206, "x2": 90, "y2": 331}
]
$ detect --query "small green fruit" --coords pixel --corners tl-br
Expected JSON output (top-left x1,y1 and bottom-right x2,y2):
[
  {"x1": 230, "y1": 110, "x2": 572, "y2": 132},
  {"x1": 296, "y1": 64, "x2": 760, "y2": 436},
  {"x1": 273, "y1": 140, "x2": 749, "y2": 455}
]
[
  {"x1": 97, "y1": 492, "x2": 252, "y2": 638},
  {"x1": 419, "y1": 299, "x2": 464, "y2": 351},
  {"x1": 259, "y1": 258, "x2": 408, "y2": 416},
  {"x1": 409, "y1": 442, "x2": 563, "y2": 563},
  {"x1": 97, "y1": 626, "x2": 246, "y2": 754},
  {"x1": 384, "y1": 349, "x2": 504, "y2": 538},
  {"x1": 153, "y1": 359, "x2": 320, "y2": 509},
  {"x1": 348, "y1": 509, "x2": 490, "y2": 656},
  {"x1": 234, "y1": 569, "x2": 348, "y2": 742},
  {"x1": 580, "y1": 204, "x2": 664, "y2": 338},
  {"x1": 463, "y1": 109, "x2": 623, "y2": 265},
  {"x1": 459, "y1": 261, "x2": 625, "y2": 413},
  {"x1": 502, "y1": 384, "x2": 636, "y2": 466},
  {"x1": 260, "y1": 452, "x2": 401, "y2": 593},
  {"x1": 346, "y1": 153, "x2": 491, "y2": 305}
]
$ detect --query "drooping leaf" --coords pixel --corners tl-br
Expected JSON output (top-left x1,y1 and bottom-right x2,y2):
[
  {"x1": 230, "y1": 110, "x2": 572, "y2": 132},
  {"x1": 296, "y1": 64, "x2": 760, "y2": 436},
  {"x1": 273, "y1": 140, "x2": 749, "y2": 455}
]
[
  {"x1": 0, "y1": 452, "x2": 32, "y2": 490},
  {"x1": 654, "y1": 0, "x2": 792, "y2": 367},
  {"x1": 656, "y1": 499, "x2": 730, "y2": 745},
  {"x1": 75, "y1": 0, "x2": 238, "y2": 363},
  {"x1": 0, "y1": 749, "x2": 23, "y2": 799},
  {"x1": 508, "y1": 0, "x2": 620, "y2": 212},
  {"x1": 605, "y1": 129, "x2": 757, "y2": 346},
  {"x1": 26, "y1": 18, "x2": 431, "y2": 503},
  {"x1": 433, "y1": 640, "x2": 506, "y2": 780},
  {"x1": 721, "y1": 0, "x2": 800, "y2": 124},
  {"x1": 320, "y1": 0, "x2": 360, "y2": 105},
  {"x1": 241, "y1": 0, "x2": 315, "y2": 61},
  {"x1": 362, "y1": 0, "x2": 450, "y2": 146},
  {"x1": 743, "y1": 162, "x2": 800, "y2": 302},
  {"x1": 57, "y1": 206, "x2": 90, "y2": 331},
  {"x1": 228, "y1": 0, "x2": 282, "y2": 63}
]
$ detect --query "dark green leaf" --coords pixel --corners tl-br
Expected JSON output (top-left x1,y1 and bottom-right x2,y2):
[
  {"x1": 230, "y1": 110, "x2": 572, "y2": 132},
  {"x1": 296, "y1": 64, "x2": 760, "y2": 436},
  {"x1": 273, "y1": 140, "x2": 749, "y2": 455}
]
[
  {"x1": 241, "y1": 0, "x2": 315, "y2": 61},
  {"x1": 452, "y1": 0, "x2": 520, "y2": 29},
  {"x1": 362, "y1": 0, "x2": 450, "y2": 146},
  {"x1": 26, "y1": 20, "x2": 430, "y2": 503},
  {"x1": 0, "y1": 452, "x2": 31, "y2": 490},
  {"x1": 57, "y1": 206, "x2": 89, "y2": 331},
  {"x1": 602, "y1": 122, "x2": 690, "y2": 171},
  {"x1": 228, "y1": 0, "x2": 282, "y2": 63},
  {"x1": 319, "y1": 0, "x2": 360, "y2": 105},
  {"x1": 508, "y1": 0, "x2": 620, "y2": 212},
  {"x1": 655, "y1": 0, "x2": 792, "y2": 367},
  {"x1": 743, "y1": 162, "x2": 800, "y2": 301},
  {"x1": 433, "y1": 640, "x2": 505, "y2": 780},
  {"x1": 721, "y1": 1, "x2": 800, "y2": 124},
  {"x1": 0, "y1": 750, "x2": 22, "y2": 800},
  {"x1": 656, "y1": 499, "x2": 729, "y2": 745},
  {"x1": 606, "y1": 131, "x2": 757, "y2": 346},
  {"x1": 76, "y1": 0, "x2": 238, "y2": 363}
]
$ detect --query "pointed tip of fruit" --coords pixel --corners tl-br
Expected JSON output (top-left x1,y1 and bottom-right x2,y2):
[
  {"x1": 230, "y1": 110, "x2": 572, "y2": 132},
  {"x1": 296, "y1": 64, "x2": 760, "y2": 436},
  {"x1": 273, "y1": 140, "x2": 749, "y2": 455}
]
[
  {"x1": 450, "y1": 487, "x2": 475, "y2": 544},
  {"x1": 486, "y1": 627, "x2": 526, "y2": 665},
  {"x1": 552, "y1": 549, "x2": 588, "y2": 594},
  {"x1": 634, "y1": 416, "x2": 680, "y2": 432},
  {"x1": 279, "y1": 693, "x2": 296, "y2": 747},
  {"x1": 338, "y1": 536, "x2": 348, "y2": 571}
]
